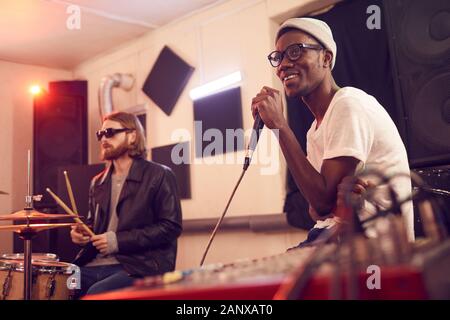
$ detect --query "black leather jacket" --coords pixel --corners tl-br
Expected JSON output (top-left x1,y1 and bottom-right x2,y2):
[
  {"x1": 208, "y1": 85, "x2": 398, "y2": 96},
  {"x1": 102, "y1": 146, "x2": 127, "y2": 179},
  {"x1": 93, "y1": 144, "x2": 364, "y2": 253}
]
[{"x1": 73, "y1": 158, "x2": 183, "y2": 277}]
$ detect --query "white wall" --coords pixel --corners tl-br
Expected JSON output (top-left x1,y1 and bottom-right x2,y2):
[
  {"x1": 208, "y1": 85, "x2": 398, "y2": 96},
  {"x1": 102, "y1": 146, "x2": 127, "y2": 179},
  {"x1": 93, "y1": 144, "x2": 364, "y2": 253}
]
[{"x1": 0, "y1": 60, "x2": 72, "y2": 253}]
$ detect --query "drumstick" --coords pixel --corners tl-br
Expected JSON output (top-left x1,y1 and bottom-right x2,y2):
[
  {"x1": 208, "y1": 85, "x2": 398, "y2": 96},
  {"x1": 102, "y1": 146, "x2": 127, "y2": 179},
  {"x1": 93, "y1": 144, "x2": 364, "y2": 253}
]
[
  {"x1": 63, "y1": 171, "x2": 79, "y2": 215},
  {"x1": 46, "y1": 188, "x2": 95, "y2": 237}
]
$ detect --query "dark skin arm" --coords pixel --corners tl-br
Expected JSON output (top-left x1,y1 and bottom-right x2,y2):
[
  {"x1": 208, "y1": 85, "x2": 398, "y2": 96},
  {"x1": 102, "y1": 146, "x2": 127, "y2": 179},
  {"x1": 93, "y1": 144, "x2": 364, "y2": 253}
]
[{"x1": 251, "y1": 86, "x2": 360, "y2": 219}]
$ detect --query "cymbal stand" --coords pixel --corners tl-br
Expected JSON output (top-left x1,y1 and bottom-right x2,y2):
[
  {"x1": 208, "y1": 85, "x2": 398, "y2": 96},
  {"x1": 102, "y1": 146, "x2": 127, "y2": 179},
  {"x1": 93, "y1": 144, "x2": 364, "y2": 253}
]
[
  {"x1": 21, "y1": 150, "x2": 35, "y2": 300},
  {"x1": 19, "y1": 226, "x2": 37, "y2": 300}
]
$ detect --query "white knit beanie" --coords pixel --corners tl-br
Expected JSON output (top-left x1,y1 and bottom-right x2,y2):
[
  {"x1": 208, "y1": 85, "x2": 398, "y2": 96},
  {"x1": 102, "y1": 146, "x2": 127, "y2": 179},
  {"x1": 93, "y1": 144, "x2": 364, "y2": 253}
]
[{"x1": 276, "y1": 18, "x2": 337, "y2": 70}]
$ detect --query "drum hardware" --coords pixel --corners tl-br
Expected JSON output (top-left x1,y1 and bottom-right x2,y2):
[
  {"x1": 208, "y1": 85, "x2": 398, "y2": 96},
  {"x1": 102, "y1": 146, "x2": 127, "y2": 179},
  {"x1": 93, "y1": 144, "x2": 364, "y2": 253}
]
[
  {"x1": 0, "y1": 259, "x2": 78, "y2": 300},
  {"x1": 0, "y1": 152, "x2": 88, "y2": 300},
  {"x1": 45, "y1": 268, "x2": 57, "y2": 299},
  {"x1": 2, "y1": 267, "x2": 13, "y2": 300},
  {"x1": 0, "y1": 224, "x2": 77, "y2": 300},
  {"x1": 0, "y1": 210, "x2": 75, "y2": 221},
  {"x1": 0, "y1": 150, "x2": 78, "y2": 300},
  {"x1": 22, "y1": 150, "x2": 38, "y2": 300},
  {"x1": 0, "y1": 223, "x2": 76, "y2": 232},
  {"x1": 1, "y1": 253, "x2": 60, "y2": 299},
  {"x1": 1, "y1": 253, "x2": 59, "y2": 262}
]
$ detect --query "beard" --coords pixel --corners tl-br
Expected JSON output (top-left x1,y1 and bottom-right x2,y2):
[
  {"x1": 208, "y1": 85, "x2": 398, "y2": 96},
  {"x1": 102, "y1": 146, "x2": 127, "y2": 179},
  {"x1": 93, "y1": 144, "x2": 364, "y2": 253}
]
[{"x1": 101, "y1": 140, "x2": 129, "y2": 160}]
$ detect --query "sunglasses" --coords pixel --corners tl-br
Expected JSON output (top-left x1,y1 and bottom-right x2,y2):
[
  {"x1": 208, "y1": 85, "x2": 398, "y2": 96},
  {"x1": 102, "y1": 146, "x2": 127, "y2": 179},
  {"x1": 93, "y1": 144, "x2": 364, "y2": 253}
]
[{"x1": 96, "y1": 128, "x2": 133, "y2": 141}]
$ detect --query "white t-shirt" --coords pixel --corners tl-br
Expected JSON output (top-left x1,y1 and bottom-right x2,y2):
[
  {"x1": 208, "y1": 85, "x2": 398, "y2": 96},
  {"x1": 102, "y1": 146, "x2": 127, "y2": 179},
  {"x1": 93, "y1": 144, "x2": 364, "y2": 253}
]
[{"x1": 306, "y1": 87, "x2": 414, "y2": 240}]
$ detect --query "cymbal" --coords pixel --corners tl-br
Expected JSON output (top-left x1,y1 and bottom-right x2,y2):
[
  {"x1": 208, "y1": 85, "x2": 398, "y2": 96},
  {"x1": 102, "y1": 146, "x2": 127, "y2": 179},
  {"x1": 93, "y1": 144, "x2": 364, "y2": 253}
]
[
  {"x1": 0, "y1": 190, "x2": 8, "y2": 195},
  {"x1": 0, "y1": 210, "x2": 75, "y2": 221},
  {"x1": 0, "y1": 223, "x2": 76, "y2": 233}
]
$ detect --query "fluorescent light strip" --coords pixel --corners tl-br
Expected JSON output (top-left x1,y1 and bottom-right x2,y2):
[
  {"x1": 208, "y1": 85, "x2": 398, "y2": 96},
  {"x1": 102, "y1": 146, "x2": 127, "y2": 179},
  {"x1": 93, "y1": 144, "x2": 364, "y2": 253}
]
[{"x1": 190, "y1": 71, "x2": 242, "y2": 100}]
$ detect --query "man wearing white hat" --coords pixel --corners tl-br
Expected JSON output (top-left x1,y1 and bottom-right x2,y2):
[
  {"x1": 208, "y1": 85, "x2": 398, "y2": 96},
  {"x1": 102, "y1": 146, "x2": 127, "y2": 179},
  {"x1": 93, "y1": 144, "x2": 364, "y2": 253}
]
[{"x1": 251, "y1": 17, "x2": 413, "y2": 244}]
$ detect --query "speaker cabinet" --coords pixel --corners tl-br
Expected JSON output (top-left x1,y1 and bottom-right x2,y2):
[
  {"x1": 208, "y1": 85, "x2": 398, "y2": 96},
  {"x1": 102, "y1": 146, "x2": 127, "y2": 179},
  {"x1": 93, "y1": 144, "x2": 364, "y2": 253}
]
[
  {"x1": 14, "y1": 81, "x2": 88, "y2": 255},
  {"x1": 384, "y1": 0, "x2": 450, "y2": 168},
  {"x1": 33, "y1": 82, "x2": 87, "y2": 209}
]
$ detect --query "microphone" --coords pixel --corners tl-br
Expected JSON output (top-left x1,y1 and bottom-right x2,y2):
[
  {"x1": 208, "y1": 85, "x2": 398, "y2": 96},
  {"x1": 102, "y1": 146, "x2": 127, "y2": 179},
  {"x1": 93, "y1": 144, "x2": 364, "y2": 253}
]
[{"x1": 243, "y1": 113, "x2": 265, "y2": 170}]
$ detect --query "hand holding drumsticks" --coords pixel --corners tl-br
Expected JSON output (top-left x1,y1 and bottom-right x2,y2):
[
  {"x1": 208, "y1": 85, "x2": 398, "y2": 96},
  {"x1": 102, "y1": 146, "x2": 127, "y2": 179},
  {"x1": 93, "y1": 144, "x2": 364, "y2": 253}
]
[
  {"x1": 47, "y1": 172, "x2": 115, "y2": 253},
  {"x1": 70, "y1": 224, "x2": 92, "y2": 246},
  {"x1": 46, "y1": 171, "x2": 95, "y2": 237}
]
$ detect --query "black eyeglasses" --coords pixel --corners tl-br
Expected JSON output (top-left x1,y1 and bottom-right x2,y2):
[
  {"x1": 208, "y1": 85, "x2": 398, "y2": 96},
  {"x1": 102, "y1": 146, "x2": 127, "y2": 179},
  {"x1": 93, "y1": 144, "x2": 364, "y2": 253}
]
[
  {"x1": 96, "y1": 128, "x2": 133, "y2": 141},
  {"x1": 267, "y1": 43, "x2": 324, "y2": 67}
]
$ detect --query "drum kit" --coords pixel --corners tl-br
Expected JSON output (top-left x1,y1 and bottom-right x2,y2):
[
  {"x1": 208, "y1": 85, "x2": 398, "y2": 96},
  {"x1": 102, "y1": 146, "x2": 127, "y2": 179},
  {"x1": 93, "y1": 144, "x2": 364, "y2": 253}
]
[
  {"x1": 0, "y1": 151, "x2": 94, "y2": 300},
  {"x1": 0, "y1": 251, "x2": 78, "y2": 300}
]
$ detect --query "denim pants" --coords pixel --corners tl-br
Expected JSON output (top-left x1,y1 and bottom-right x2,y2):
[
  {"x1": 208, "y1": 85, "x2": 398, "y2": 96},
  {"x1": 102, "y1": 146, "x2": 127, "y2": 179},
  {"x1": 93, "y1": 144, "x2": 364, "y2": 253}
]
[{"x1": 79, "y1": 264, "x2": 135, "y2": 298}]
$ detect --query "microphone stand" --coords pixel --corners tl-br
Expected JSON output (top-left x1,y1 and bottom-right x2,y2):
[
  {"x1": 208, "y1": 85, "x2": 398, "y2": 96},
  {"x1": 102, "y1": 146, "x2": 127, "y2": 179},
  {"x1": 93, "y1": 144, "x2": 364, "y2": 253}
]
[
  {"x1": 199, "y1": 169, "x2": 246, "y2": 266},
  {"x1": 199, "y1": 118, "x2": 264, "y2": 266}
]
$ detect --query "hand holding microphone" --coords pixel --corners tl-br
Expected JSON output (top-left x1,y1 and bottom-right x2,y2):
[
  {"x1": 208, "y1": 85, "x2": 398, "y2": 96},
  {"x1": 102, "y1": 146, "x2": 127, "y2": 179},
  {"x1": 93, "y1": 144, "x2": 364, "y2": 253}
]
[
  {"x1": 245, "y1": 86, "x2": 286, "y2": 170},
  {"x1": 250, "y1": 86, "x2": 286, "y2": 129},
  {"x1": 244, "y1": 112, "x2": 264, "y2": 170}
]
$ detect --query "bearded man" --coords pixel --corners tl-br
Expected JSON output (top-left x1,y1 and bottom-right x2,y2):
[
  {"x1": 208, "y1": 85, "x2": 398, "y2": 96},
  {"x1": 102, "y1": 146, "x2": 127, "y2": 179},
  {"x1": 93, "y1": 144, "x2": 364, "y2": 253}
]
[{"x1": 70, "y1": 111, "x2": 182, "y2": 297}]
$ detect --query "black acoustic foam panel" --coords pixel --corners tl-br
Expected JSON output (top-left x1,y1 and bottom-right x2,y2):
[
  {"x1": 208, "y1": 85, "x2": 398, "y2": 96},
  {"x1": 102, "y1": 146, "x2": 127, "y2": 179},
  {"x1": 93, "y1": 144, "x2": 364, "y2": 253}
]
[
  {"x1": 151, "y1": 142, "x2": 191, "y2": 199},
  {"x1": 142, "y1": 46, "x2": 194, "y2": 116},
  {"x1": 193, "y1": 87, "x2": 244, "y2": 158}
]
